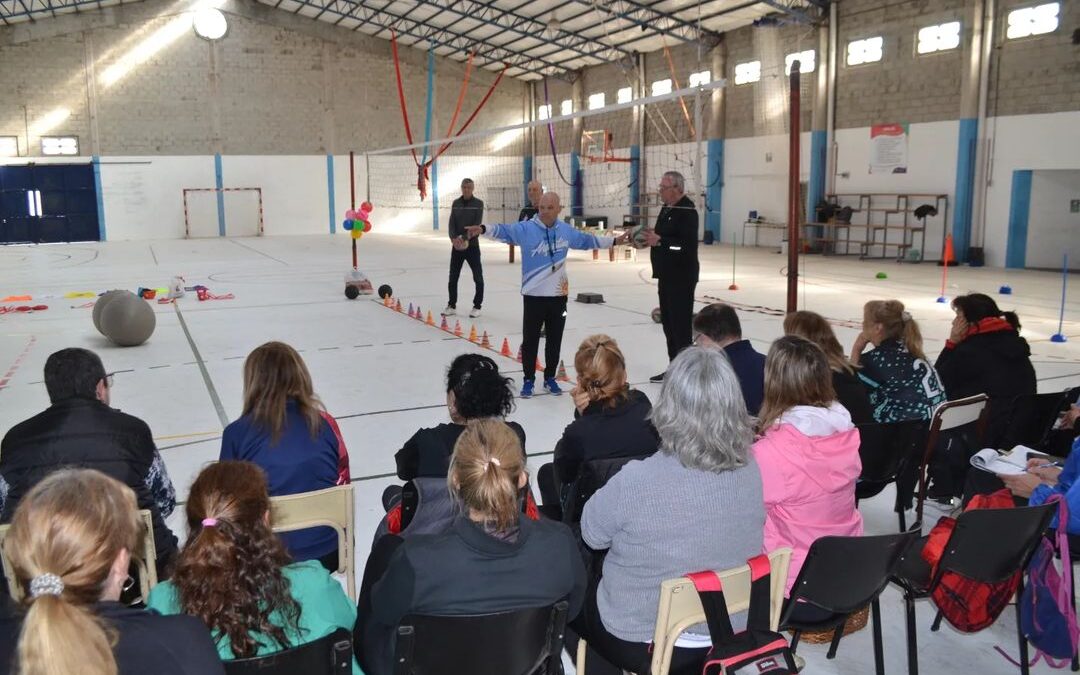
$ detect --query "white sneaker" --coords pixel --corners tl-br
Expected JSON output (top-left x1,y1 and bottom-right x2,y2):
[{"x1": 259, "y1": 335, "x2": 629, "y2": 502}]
[
  {"x1": 469, "y1": 307, "x2": 482, "y2": 318},
  {"x1": 441, "y1": 305, "x2": 456, "y2": 316}
]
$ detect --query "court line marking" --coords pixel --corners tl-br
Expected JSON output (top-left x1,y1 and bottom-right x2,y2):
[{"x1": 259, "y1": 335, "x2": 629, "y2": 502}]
[
  {"x1": 229, "y1": 238, "x2": 289, "y2": 266},
  {"x1": 173, "y1": 303, "x2": 229, "y2": 428}
]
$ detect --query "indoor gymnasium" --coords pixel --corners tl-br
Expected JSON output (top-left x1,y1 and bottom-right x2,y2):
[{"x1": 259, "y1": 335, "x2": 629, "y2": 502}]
[{"x1": 0, "y1": 0, "x2": 1078, "y2": 673}]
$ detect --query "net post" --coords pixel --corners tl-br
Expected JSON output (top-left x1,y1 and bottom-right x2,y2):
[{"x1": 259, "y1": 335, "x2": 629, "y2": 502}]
[
  {"x1": 694, "y1": 89, "x2": 705, "y2": 241},
  {"x1": 787, "y1": 61, "x2": 801, "y2": 314}
]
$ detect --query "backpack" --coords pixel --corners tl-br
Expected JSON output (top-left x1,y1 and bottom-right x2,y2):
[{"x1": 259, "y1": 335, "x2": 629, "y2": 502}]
[
  {"x1": 921, "y1": 488, "x2": 1019, "y2": 632},
  {"x1": 688, "y1": 555, "x2": 798, "y2": 675},
  {"x1": 1021, "y1": 494, "x2": 1080, "y2": 659}
]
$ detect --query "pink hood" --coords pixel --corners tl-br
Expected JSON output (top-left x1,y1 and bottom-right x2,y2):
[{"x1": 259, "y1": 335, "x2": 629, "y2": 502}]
[{"x1": 752, "y1": 403, "x2": 863, "y2": 594}]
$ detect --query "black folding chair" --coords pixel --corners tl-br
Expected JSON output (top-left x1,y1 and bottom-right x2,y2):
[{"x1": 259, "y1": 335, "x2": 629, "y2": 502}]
[
  {"x1": 912, "y1": 394, "x2": 990, "y2": 529},
  {"x1": 780, "y1": 531, "x2": 918, "y2": 675},
  {"x1": 891, "y1": 503, "x2": 1057, "y2": 675},
  {"x1": 224, "y1": 628, "x2": 353, "y2": 675},
  {"x1": 1000, "y1": 387, "x2": 1080, "y2": 457},
  {"x1": 855, "y1": 420, "x2": 928, "y2": 531},
  {"x1": 393, "y1": 602, "x2": 569, "y2": 675}
]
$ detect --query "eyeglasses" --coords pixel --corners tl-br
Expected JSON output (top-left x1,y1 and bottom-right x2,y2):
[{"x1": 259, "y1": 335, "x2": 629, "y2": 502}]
[
  {"x1": 659, "y1": 183, "x2": 675, "y2": 190},
  {"x1": 103, "y1": 372, "x2": 115, "y2": 388},
  {"x1": 692, "y1": 333, "x2": 703, "y2": 345}
]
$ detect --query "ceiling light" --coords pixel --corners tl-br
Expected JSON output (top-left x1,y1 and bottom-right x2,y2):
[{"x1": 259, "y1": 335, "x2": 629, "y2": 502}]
[{"x1": 193, "y1": 7, "x2": 228, "y2": 40}]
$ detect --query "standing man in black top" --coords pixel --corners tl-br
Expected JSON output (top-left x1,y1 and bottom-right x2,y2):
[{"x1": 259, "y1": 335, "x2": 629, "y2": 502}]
[
  {"x1": 444, "y1": 178, "x2": 484, "y2": 319},
  {"x1": 518, "y1": 180, "x2": 543, "y2": 221},
  {"x1": 643, "y1": 171, "x2": 699, "y2": 382}
]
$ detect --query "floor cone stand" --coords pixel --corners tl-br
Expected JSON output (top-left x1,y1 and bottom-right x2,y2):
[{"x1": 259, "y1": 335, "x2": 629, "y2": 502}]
[
  {"x1": 937, "y1": 234, "x2": 955, "y2": 303},
  {"x1": 344, "y1": 150, "x2": 374, "y2": 298},
  {"x1": 729, "y1": 230, "x2": 740, "y2": 291},
  {"x1": 1052, "y1": 253, "x2": 1069, "y2": 343}
]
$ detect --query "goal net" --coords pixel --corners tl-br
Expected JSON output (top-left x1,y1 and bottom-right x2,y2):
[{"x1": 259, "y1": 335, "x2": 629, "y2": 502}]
[
  {"x1": 182, "y1": 188, "x2": 264, "y2": 238},
  {"x1": 362, "y1": 79, "x2": 725, "y2": 237}
]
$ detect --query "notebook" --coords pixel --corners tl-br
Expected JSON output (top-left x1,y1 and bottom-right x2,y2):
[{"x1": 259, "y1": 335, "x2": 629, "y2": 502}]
[{"x1": 969, "y1": 445, "x2": 1042, "y2": 476}]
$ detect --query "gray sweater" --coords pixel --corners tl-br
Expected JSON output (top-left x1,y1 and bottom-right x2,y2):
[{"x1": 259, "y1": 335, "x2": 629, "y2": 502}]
[{"x1": 581, "y1": 451, "x2": 765, "y2": 643}]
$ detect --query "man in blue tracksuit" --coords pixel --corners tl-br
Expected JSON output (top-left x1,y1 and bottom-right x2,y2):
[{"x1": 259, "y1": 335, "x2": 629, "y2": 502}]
[{"x1": 466, "y1": 192, "x2": 628, "y2": 398}]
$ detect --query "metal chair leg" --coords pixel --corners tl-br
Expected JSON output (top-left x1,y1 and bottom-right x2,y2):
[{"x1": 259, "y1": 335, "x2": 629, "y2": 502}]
[
  {"x1": 1071, "y1": 551, "x2": 1078, "y2": 672},
  {"x1": 930, "y1": 609, "x2": 943, "y2": 632},
  {"x1": 826, "y1": 625, "x2": 844, "y2": 659},
  {"x1": 872, "y1": 599, "x2": 885, "y2": 675},
  {"x1": 905, "y1": 593, "x2": 919, "y2": 675},
  {"x1": 1017, "y1": 578, "x2": 1031, "y2": 675},
  {"x1": 790, "y1": 630, "x2": 802, "y2": 654}
]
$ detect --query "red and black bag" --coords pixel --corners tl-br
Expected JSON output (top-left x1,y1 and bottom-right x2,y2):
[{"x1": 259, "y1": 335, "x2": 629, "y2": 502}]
[{"x1": 688, "y1": 555, "x2": 798, "y2": 675}]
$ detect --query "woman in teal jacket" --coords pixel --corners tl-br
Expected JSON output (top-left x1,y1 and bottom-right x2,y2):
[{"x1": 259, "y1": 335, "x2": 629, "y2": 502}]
[{"x1": 147, "y1": 461, "x2": 362, "y2": 674}]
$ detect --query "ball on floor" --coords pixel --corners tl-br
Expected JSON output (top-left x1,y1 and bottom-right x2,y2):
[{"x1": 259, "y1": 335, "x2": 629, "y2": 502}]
[
  {"x1": 377, "y1": 284, "x2": 393, "y2": 299},
  {"x1": 651, "y1": 307, "x2": 662, "y2": 323},
  {"x1": 92, "y1": 290, "x2": 129, "y2": 333},
  {"x1": 98, "y1": 291, "x2": 156, "y2": 347},
  {"x1": 345, "y1": 285, "x2": 360, "y2": 300}
]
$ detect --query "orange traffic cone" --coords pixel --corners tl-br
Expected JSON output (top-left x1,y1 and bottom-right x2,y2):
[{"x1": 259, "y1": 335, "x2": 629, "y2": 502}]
[
  {"x1": 481, "y1": 331, "x2": 491, "y2": 348},
  {"x1": 516, "y1": 346, "x2": 523, "y2": 363},
  {"x1": 395, "y1": 299, "x2": 402, "y2": 312},
  {"x1": 500, "y1": 338, "x2": 512, "y2": 357},
  {"x1": 468, "y1": 325, "x2": 478, "y2": 343},
  {"x1": 426, "y1": 311, "x2": 435, "y2": 326},
  {"x1": 454, "y1": 321, "x2": 463, "y2": 337},
  {"x1": 535, "y1": 358, "x2": 543, "y2": 372},
  {"x1": 556, "y1": 360, "x2": 569, "y2": 381},
  {"x1": 440, "y1": 316, "x2": 449, "y2": 331}
]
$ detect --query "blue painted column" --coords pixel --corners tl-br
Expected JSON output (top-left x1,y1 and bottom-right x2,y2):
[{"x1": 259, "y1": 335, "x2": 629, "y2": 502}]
[
  {"x1": 92, "y1": 155, "x2": 106, "y2": 241},
  {"x1": 952, "y1": 118, "x2": 978, "y2": 263},
  {"x1": 807, "y1": 130, "x2": 827, "y2": 224},
  {"x1": 214, "y1": 153, "x2": 225, "y2": 237},
  {"x1": 706, "y1": 139, "x2": 724, "y2": 242},
  {"x1": 629, "y1": 145, "x2": 641, "y2": 218},
  {"x1": 1005, "y1": 170, "x2": 1032, "y2": 269},
  {"x1": 523, "y1": 155, "x2": 533, "y2": 205},
  {"x1": 326, "y1": 154, "x2": 336, "y2": 234},
  {"x1": 431, "y1": 159, "x2": 439, "y2": 230},
  {"x1": 570, "y1": 151, "x2": 583, "y2": 218}
]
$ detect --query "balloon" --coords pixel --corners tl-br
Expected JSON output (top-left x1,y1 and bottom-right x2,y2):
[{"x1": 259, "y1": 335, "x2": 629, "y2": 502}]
[
  {"x1": 351, "y1": 228, "x2": 362, "y2": 240},
  {"x1": 345, "y1": 209, "x2": 356, "y2": 220},
  {"x1": 361, "y1": 201, "x2": 373, "y2": 212},
  {"x1": 359, "y1": 208, "x2": 371, "y2": 221},
  {"x1": 343, "y1": 219, "x2": 353, "y2": 231},
  {"x1": 352, "y1": 219, "x2": 363, "y2": 231},
  {"x1": 363, "y1": 221, "x2": 372, "y2": 233}
]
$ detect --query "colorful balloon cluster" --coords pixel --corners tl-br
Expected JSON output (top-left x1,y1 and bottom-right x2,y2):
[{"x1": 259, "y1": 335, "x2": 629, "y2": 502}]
[{"x1": 343, "y1": 202, "x2": 374, "y2": 240}]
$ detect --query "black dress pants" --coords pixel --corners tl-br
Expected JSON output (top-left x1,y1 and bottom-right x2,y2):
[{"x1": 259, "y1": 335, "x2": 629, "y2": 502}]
[
  {"x1": 522, "y1": 295, "x2": 567, "y2": 381},
  {"x1": 448, "y1": 245, "x2": 483, "y2": 309},
  {"x1": 658, "y1": 276, "x2": 696, "y2": 361}
]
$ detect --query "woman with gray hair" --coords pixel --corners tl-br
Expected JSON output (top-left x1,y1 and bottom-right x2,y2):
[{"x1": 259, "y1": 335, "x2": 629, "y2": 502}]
[{"x1": 571, "y1": 346, "x2": 765, "y2": 675}]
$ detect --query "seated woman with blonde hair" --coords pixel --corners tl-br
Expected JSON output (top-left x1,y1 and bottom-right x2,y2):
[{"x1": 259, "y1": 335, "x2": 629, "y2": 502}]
[
  {"x1": 538, "y1": 334, "x2": 658, "y2": 520},
  {"x1": 0, "y1": 469, "x2": 223, "y2": 675},
  {"x1": 147, "y1": 461, "x2": 361, "y2": 673}
]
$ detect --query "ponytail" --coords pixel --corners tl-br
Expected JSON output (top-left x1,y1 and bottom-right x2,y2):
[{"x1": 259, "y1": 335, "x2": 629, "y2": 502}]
[
  {"x1": 4, "y1": 469, "x2": 142, "y2": 675},
  {"x1": 449, "y1": 419, "x2": 526, "y2": 532},
  {"x1": 574, "y1": 334, "x2": 629, "y2": 408},
  {"x1": 901, "y1": 314, "x2": 927, "y2": 361}
]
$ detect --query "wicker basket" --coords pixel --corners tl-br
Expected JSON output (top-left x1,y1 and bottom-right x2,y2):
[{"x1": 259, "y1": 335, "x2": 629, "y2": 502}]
[{"x1": 793, "y1": 606, "x2": 870, "y2": 644}]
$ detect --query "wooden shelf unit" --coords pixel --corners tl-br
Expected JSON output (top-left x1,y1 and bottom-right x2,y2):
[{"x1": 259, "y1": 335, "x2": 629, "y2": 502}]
[{"x1": 825, "y1": 193, "x2": 949, "y2": 262}]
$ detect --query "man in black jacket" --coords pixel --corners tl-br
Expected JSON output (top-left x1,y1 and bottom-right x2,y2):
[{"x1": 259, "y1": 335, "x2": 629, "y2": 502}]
[
  {"x1": 643, "y1": 171, "x2": 699, "y2": 382},
  {"x1": 517, "y1": 179, "x2": 543, "y2": 221},
  {"x1": 0, "y1": 348, "x2": 179, "y2": 576},
  {"x1": 444, "y1": 178, "x2": 485, "y2": 319}
]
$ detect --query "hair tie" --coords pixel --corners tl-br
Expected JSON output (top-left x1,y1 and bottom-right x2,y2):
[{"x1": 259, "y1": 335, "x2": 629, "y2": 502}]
[
  {"x1": 201, "y1": 518, "x2": 218, "y2": 528},
  {"x1": 485, "y1": 457, "x2": 502, "y2": 471},
  {"x1": 901, "y1": 311, "x2": 912, "y2": 322},
  {"x1": 29, "y1": 573, "x2": 64, "y2": 599}
]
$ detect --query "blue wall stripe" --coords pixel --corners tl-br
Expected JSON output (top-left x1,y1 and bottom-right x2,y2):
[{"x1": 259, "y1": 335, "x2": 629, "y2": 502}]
[
  {"x1": 92, "y1": 155, "x2": 106, "y2": 242},
  {"x1": 431, "y1": 159, "x2": 439, "y2": 230},
  {"x1": 523, "y1": 155, "x2": 533, "y2": 208},
  {"x1": 952, "y1": 118, "x2": 978, "y2": 263},
  {"x1": 630, "y1": 145, "x2": 641, "y2": 218},
  {"x1": 421, "y1": 48, "x2": 435, "y2": 166},
  {"x1": 807, "y1": 130, "x2": 827, "y2": 224},
  {"x1": 570, "y1": 151, "x2": 582, "y2": 218},
  {"x1": 214, "y1": 153, "x2": 225, "y2": 237},
  {"x1": 1005, "y1": 170, "x2": 1032, "y2": 269},
  {"x1": 326, "y1": 154, "x2": 336, "y2": 234},
  {"x1": 706, "y1": 139, "x2": 724, "y2": 241}
]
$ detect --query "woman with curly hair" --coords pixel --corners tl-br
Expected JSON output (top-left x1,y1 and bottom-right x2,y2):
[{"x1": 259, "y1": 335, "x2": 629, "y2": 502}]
[
  {"x1": 220, "y1": 341, "x2": 350, "y2": 569},
  {"x1": 146, "y1": 461, "x2": 360, "y2": 673},
  {"x1": 394, "y1": 353, "x2": 524, "y2": 481}
]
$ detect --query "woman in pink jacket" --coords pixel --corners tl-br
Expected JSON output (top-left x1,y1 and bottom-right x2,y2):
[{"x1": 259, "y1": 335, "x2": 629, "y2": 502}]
[{"x1": 752, "y1": 335, "x2": 863, "y2": 609}]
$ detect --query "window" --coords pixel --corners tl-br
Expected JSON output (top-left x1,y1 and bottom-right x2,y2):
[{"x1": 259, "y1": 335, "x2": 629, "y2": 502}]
[
  {"x1": 560, "y1": 99, "x2": 573, "y2": 116},
  {"x1": 1007, "y1": 3, "x2": 1059, "y2": 39},
  {"x1": 588, "y1": 92, "x2": 605, "y2": 110},
  {"x1": 847, "y1": 36, "x2": 884, "y2": 65},
  {"x1": 537, "y1": 104, "x2": 551, "y2": 120},
  {"x1": 688, "y1": 70, "x2": 711, "y2": 87},
  {"x1": 785, "y1": 50, "x2": 816, "y2": 74},
  {"x1": 617, "y1": 86, "x2": 632, "y2": 104},
  {"x1": 734, "y1": 60, "x2": 761, "y2": 85},
  {"x1": 26, "y1": 190, "x2": 43, "y2": 217},
  {"x1": 917, "y1": 21, "x2": 961, "y2": 54},
  {"x1": 0, "y1": 137, "x2": 17, "y2": 157},
  {"x1": 651, "y1": 78, "x2": 672, "y2": 96},
  {"x1": 41, "y1": 136, "x2": 78, "y2": 156}
]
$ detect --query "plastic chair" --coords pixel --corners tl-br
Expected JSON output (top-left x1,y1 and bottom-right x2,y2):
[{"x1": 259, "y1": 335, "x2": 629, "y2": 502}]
[
  {"x1": 271, "y1": 484, "x2": 355, "y2": 599},
  {"x1": 855, "y1": 420, "x2": 928, "y2": 531},
  {"x1": 780, "y1": 531, "x2": 918, "y2": 675},
  {"x1": 223, "y1": 627, "x2": 353, "y2": 674},
  {"x1": 575, "y1": 548, "x2": 792, "y2": 675},
  {"x1": 999, "y1": 386, "x2": 1080, "y2": 456},
  {"x1": 891, "y1": 502, "x2": 1057, "y2": 675},
  {"x1": 912, "y1": 394, "x2": 989, "y2": 529},
  {"x1": 0, "y1": 509, "x2": 157, "y2": 603},
  {"x1": 393, "y1": 601, "x2": 568, "y2": 675}
]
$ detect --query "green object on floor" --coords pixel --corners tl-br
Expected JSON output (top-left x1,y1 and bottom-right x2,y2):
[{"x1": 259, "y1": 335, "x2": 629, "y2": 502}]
[{"x1": 876, "y1": 272, "x2": 888, "y2": 279}]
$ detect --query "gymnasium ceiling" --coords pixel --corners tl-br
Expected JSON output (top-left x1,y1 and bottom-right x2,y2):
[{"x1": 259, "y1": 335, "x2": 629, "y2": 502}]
[{"x1": 0, "y1": 0, "x2": 825, "y2": 80}]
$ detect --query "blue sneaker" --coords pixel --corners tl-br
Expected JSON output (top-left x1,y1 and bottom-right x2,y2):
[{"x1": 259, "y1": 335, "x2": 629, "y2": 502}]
[
  {"x1": 544, "y1": 378, "x2": 563, "y2": 395},
  {"x1": 520, "y1": 379, "x2": 535, "y2": 398}
]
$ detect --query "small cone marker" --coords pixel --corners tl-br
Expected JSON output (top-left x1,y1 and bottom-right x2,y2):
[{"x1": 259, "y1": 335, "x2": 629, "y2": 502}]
[
  {"x1": 500, "y1": 338, "x2": 512, "y2": 357},
  {"x1": 468, "y1": 325, "x2": 478, "y2": 343},
  {"x1": 426, "y1": 310, "x2": 435, "y2": 326},
  {"x1": 407, "y1": 303, "x2": 414, "y2": 318},
  {"x1": 414, "y1": 305, "x2": 422, "y2": 319},
  {"x1": 535, "y1": 358, "x2": 544, "y2": 372},
  {"x1": 516, "y1": 346, "x2": 523, "y2": 363},
  {"x1": 395, "y1": 299, "x2": 402, "y2": 312},
  {"x1": 440, "y1": 316, "x2": 449, "y2": 331},
  {"x1": 556, "y1": 360, "x2": 569, "y2": 381},
  {"x1": 481, "y1": 331, "x2": 491, "y2": 348},
  {"x1": 384, "y1": 296, "x2": 392, "y2": 307},
  {"x1": 454, "y1": 321, "x2": 463, "y2": 337}
]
